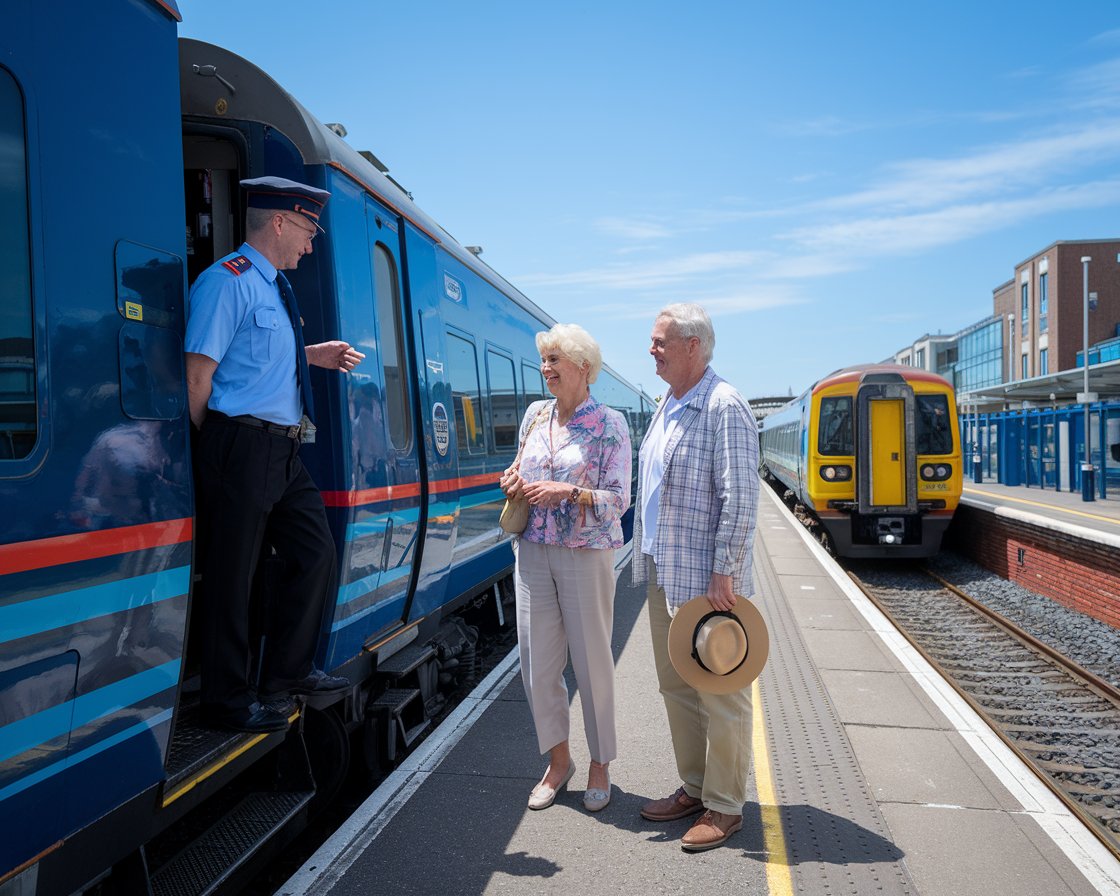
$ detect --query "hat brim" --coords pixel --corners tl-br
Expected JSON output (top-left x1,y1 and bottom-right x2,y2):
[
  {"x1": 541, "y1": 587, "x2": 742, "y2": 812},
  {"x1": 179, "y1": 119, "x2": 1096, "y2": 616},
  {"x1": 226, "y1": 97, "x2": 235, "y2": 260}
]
[{"x1": 668, "y1": 595, "x2": 769, "y2": 695}]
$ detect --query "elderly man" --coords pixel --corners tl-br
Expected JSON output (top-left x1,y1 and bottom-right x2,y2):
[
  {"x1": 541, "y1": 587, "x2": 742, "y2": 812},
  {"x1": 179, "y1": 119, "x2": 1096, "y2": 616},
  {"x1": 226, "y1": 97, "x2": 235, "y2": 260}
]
[
  {"x1": 186, "y1": 176, "x2": 364, "y2": 733},
  {"x1": 632, "y1": 302, "x2": 760, "y2": 851}
]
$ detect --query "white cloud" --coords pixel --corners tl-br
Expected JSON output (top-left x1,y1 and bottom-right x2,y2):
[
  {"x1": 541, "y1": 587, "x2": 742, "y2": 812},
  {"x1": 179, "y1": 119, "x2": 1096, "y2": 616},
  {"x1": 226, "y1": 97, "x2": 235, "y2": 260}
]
[
  {"x1": 516, "y1": 250, "x2": 769, "y2": 291},
  {"x1": 784, "y1": 178, "x2": 1120, "y2": 255},
  {"x1": 816, "y1": 121, "x2": 1120, "y2": 214},
  {"x1": 592, "y1": 216, "x2": 674, "y2": 241}
]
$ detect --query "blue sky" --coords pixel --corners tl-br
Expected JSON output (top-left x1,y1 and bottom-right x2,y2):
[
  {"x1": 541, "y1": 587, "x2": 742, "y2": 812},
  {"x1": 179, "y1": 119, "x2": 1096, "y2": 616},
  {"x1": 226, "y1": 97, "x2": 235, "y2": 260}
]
[{"x1": 180, "y1": 2, "x2": 1120, "y2": 399}]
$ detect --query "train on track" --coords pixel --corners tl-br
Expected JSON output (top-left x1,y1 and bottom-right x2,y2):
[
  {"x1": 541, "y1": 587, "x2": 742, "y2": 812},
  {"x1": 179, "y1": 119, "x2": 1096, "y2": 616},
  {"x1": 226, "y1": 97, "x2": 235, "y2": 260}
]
[
  {"x1": 0, "y1": 3, "x2": 652, "y2": 894},
  {"x1": 759, "y1": 363, "x2": 962, "y2": 558}
]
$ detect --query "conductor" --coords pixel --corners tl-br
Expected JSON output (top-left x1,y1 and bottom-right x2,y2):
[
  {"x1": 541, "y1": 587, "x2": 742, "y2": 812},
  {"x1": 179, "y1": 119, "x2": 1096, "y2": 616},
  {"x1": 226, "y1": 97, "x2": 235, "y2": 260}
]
[{"x1": 185, "y1": 176, "x2": 364, "y2": 733}]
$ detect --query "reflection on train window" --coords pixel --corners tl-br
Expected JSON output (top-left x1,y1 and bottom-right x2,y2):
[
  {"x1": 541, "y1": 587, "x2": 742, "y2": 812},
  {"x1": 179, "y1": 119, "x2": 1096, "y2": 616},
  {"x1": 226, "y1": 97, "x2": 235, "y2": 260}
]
[
  {"x1": 0, "y1": 67, "x2": 36, "y2": 460},
  {"x1": 446, "y1": 332, "x2": 485, "y2": 455},
  {"x1": 522, "y1": 361, "x2": 546, "y2": 409},
  {"x1": 595, "y1": 371, "x2": 646, "y2": 450},
  {"x1": 818, "y1": 397, "x2": 852, "y2": 456},
  {"x1": 916, "y1": 395, "x2": 952, "y2": 455},
  {"x1": 373, "y1": 244, "x2": 411, "y2": 451},
  {"x1": 487, "y1": 350, "x2": 517, "y2": 451}
]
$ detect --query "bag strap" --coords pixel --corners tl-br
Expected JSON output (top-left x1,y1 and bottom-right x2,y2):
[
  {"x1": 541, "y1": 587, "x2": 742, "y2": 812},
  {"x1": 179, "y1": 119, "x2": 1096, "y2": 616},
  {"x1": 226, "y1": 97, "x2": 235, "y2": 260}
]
[{"x1": 512, "y1": 401, "x2": 552, "y2": 467}]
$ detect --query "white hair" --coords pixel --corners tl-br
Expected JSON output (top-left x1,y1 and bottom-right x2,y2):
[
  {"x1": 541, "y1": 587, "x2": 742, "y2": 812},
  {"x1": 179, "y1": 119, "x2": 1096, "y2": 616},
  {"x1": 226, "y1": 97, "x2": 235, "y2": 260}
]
[
  {"x1": 535, "y1": 323, "x2": 603, "y2": 384},
  {"x1": 657, "y1": 303, "x2": 714, "y2": 364}
]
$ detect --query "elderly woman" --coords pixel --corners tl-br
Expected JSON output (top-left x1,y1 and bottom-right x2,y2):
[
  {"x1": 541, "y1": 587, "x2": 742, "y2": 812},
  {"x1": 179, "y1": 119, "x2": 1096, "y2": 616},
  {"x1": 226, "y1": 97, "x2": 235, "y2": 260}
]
[{"x1": 500, "y1": 323, "x2": 631, "y2": 813}]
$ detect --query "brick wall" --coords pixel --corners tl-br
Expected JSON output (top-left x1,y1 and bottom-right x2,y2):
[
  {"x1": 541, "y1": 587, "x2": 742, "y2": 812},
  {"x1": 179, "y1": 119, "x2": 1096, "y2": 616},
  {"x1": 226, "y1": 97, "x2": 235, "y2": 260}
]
[{"x1": 945, "y1": 504, "x2": 1120, "y2": 629}]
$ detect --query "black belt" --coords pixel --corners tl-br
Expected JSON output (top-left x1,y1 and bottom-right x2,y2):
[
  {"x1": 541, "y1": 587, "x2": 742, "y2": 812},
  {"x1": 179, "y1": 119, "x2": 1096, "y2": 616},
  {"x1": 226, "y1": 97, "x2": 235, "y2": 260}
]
[{"x1": 212, "y1": 411, "x2": 301, "y2": 440}]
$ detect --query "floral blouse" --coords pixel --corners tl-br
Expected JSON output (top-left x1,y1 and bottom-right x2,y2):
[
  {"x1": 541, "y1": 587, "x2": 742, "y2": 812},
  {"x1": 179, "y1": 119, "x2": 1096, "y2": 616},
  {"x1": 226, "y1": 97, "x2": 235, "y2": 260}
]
[{"x1": 516, "y1": 396, "x2": 632, "y2": 550}]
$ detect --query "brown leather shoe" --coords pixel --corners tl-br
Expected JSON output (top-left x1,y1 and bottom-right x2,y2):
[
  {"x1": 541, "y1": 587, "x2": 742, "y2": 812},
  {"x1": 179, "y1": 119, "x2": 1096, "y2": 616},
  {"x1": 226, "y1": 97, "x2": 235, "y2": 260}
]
[
  {"x1": 640, "y1": 786, "x2": 704, "y2": 822},
  {"x1": 681, "y1": 810, "x2": 743, "y2": 851}
]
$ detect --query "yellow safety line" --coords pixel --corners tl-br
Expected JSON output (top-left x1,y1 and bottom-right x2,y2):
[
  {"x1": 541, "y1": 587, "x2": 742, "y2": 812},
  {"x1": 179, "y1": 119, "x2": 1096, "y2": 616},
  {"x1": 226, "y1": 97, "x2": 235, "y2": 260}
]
[
  {"x1": 161, "y1": 708, "x2": 300, "y2": 807},
  {"x1": 963, "y1": 486, "x2": 1120, "y2": 527},
  {"x1": 753, "y1": 678, "x2": 793, "y2": 895}
]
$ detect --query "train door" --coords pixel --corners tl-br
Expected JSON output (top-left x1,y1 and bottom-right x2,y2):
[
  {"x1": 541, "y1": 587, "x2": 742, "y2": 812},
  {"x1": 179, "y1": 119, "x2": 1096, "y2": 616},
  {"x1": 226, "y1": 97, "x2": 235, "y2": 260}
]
[
  {"x1": 352, "y1": 195, "x2": 422, "y2": 632},
  {"x1": 856, "y1": 375, "x2": 917, "y2": 514},
  {"x1": 869, "y1": 399, "x2": 906, "y2": 505}
]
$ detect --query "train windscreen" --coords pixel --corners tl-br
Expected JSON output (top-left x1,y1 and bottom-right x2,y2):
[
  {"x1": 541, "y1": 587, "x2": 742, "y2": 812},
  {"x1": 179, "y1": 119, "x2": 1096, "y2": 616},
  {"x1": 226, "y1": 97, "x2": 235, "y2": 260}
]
[
  {"x1": 818, "y1": 397, "x2": 853, "y2": 456},
  {"x1": 916, "y1": 395, "x2": 953, "y2": 455}
]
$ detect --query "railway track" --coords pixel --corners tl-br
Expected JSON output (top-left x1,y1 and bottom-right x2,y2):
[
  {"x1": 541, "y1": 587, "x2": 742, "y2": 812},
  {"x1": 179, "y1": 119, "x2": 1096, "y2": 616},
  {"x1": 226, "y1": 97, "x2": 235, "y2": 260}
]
[{"x1": 847, "y1": 564, "x2": 1120, "y2": 860}]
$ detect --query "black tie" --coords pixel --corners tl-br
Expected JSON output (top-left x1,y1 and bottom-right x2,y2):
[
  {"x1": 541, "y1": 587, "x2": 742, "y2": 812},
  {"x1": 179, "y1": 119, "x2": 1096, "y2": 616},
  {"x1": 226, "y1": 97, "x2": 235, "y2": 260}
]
[{"x1": 276, "y1": 271, "x2": 316, "y2": 424}]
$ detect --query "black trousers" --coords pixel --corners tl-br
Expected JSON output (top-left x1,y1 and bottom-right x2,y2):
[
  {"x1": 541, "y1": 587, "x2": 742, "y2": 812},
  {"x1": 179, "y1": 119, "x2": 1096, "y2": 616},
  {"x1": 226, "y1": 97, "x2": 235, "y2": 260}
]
[{"x1": 195, "y1": 415, "x2": 336, "y2": 710}]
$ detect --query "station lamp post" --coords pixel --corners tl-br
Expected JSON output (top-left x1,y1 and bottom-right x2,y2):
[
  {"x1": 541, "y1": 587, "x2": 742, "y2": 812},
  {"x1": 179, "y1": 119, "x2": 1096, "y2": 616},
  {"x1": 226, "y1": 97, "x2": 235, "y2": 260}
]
[
  {"x1": 1007, "y1": 314, "x2": 1015, "y2": 382},
  {"x1": 1080, "y1": 256, "x2": 1096, "y2": 502}
]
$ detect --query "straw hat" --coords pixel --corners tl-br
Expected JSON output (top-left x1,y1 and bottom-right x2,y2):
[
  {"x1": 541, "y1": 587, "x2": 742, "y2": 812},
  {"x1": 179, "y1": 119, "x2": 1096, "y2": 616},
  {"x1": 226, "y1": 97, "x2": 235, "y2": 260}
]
[{"x1": 667, "y1": 595, "x2": 769, "y2": 694}]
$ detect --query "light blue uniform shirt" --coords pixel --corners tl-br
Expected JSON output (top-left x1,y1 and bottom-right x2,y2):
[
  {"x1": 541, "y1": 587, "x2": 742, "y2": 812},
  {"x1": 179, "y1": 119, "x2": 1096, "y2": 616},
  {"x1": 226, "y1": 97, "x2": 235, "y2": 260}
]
[{"x1": 185, "y1": 243, "x2": 302, "y2": 426}]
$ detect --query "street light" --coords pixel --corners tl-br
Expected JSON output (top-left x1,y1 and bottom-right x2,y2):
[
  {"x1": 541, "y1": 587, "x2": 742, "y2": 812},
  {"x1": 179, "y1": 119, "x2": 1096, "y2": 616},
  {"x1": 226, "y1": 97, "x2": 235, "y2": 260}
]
[
  {"x1": 1080, "y1": 256, "x2": 1096, "y2": 502},
  {"x1": 1007, "y1": 313, "x2": 1015, "y2": 382}
]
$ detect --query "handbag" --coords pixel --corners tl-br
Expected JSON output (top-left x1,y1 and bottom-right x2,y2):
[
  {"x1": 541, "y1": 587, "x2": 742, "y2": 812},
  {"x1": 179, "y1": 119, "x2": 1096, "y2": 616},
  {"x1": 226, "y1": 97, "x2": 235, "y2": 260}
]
[{"x1": 499, "y1": 404, "x2": 551, "y2": 534}]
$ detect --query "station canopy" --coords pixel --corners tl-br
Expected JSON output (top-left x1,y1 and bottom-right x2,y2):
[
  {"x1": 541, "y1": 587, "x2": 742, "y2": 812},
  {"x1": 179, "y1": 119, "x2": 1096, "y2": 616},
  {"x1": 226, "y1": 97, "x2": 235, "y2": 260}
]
[{"x1": 960, "y1": 357, "x2": 1120, "y2": 410}]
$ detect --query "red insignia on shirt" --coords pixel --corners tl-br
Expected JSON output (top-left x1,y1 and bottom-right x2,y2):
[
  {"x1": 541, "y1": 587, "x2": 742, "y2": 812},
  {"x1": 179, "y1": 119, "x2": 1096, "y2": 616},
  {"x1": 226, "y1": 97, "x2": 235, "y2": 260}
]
[{"x1": 221, "y1": 255, "x2": 253, "y2": 276}]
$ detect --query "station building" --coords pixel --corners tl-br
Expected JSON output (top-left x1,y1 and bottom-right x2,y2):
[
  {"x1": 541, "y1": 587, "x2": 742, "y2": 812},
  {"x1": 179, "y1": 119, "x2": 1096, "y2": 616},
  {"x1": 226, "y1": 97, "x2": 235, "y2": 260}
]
[{"x1": 889, "y1": 239, "x2": 1120, "y2": 499}]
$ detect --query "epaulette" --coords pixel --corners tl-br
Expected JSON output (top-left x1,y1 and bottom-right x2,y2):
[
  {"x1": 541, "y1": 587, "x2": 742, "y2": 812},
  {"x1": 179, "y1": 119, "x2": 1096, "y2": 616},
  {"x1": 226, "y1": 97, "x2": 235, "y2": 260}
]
[{"x1": 221, "y1": 255, "x2": 253, "y2": 276}]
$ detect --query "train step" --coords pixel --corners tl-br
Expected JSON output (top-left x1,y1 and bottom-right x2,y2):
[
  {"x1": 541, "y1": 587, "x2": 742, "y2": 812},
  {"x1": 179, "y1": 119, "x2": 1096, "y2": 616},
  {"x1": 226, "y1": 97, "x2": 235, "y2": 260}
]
[
  {"x1": 150, "y1": 789, "x2": 313, "y2": 896},
  {"x1": 376, "y1": 642, "x2": 437, "y2": 681},
  {"x1": 369, "y1": 687, "x2": 431, "y2": 761}
]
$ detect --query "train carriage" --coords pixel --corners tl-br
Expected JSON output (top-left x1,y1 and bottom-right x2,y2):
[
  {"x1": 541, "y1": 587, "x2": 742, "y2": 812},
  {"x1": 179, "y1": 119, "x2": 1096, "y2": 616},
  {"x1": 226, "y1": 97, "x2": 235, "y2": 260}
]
[
  {"x1": 0, "y1": 3, "x2": 652, "y2": 894},
  {"x1": 760, "y1": 363, "x2": 962, "y2": 558}
]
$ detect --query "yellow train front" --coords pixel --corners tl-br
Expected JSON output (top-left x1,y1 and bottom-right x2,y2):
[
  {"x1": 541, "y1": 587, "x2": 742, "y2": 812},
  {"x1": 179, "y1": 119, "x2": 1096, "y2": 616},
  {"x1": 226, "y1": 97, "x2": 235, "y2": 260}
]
[{"x1": 760, "y1": 364, "x2": 961, "y2": 558}]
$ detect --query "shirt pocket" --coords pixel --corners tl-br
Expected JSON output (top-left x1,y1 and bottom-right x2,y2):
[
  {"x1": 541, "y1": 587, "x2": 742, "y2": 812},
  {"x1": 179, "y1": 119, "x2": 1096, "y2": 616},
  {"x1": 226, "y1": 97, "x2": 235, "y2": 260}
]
[{"x1": 251, "y1": 307, "x2": 282, "y2": 362}]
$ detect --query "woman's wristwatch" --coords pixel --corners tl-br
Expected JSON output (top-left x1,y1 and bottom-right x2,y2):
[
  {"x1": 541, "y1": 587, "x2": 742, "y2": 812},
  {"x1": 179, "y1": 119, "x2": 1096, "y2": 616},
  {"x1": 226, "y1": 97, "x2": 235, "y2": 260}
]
[{"x1": 569, "y1": 486, "x2": 592, "y2": 507}]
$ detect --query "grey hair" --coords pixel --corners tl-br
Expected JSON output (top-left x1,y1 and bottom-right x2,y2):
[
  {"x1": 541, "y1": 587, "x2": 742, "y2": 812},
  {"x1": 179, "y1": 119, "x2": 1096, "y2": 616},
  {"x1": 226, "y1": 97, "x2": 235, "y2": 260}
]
[
  {"x1": 535, "y1": 323, "x2": 603, "y2": 384},
  {"x1": 657, "y1": 303, "x2": 714, "y2": 364},
  {"x1": 246, "y1": 206, "x2": 276, "y2": 237}
]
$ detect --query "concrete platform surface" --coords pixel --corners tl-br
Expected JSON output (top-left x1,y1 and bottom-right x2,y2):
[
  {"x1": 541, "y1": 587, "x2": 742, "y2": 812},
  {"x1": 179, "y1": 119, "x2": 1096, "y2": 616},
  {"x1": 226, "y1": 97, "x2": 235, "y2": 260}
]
[{"x1": 278, "y1": 488, "x2": 1120, "y2": 896}]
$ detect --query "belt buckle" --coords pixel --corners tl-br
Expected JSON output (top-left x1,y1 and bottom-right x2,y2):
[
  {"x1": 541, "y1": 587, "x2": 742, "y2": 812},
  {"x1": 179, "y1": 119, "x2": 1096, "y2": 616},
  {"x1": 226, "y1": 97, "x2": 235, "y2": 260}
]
[{"x1": 299, "y1": 415, "x2": 316, "y2": 444}]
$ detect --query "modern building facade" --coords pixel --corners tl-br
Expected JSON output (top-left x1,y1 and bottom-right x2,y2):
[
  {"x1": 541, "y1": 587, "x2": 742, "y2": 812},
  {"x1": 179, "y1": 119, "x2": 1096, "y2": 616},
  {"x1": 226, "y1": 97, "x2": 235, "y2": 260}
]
[{"x1": 993, "y1": 239, "x2": 1120, "y2": 384}]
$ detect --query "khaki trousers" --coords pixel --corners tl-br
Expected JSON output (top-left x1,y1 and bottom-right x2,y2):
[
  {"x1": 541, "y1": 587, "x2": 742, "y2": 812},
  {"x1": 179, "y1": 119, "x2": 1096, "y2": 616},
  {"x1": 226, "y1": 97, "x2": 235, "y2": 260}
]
[
  {"x1": 515, "y1": 540, "x2": 617, "y2": 762},
  {"x1": 647, "y1": 556, "x2": 752, "y2": 815}
]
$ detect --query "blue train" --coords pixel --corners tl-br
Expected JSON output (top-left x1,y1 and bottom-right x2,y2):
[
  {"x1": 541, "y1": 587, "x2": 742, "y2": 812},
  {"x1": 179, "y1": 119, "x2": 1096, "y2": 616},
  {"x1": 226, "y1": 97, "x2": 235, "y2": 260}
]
[{"x1": 0, "y1": 3, "x2": 652, "y2": 893}]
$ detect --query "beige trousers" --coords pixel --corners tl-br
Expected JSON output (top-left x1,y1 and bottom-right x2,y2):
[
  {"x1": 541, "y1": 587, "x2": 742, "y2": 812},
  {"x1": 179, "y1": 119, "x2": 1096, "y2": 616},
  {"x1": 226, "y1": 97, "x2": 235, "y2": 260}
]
[
  {"x1": 647, "y1": 556, "x2": 752, "y2": 815},
  {"x1": 514, "y1": 540, "x2": 617, "y2": 762}
]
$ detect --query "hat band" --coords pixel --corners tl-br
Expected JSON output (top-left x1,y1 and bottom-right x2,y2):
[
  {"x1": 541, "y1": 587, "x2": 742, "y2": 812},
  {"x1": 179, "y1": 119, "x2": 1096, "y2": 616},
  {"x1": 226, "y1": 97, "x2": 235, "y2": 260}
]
[{"x1": 690, "y1": 610, "x2": 748, "y2": 676}]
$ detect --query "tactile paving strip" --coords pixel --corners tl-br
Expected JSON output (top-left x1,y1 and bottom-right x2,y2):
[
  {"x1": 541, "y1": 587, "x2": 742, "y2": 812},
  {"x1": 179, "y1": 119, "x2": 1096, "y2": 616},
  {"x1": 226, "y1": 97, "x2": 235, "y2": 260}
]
[{"x1": 754, "y1": 547, "x2": 917, "y2": 895}]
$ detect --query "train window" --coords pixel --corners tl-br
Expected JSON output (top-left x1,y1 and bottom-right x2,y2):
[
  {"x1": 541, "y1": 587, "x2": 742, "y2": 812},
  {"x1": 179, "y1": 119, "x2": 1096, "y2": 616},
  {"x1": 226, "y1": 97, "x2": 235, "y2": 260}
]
[
  {"x1": 446, "y1": 332, "x2": 486, "y2": 455},
  {"x1": 916, "y1": 395, "x2": 953, "y2": 455},
  {"x1": 594, "y1": 371, "x2": 645, "y2": 447},
  {"x1": 522, "y1": 361, "x2": 546, "y2": 408},
  {"x1": 486, "y1": 350, "x2": 517, "y2": 450},
  {"x1": 0, "y1": 68, "x2": 35, "y2": 460},
  {"x1": 373, "y1": 244, "x2": 411, "y2": 451},
  {"x1": 818, "y1": 397, "x2": 853, "y2": 456}
]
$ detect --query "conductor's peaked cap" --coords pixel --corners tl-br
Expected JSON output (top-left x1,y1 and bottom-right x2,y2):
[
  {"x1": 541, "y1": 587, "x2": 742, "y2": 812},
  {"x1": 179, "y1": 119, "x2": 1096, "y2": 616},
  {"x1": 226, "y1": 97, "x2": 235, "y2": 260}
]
[{"x1": 241, "y1": 176, "x2": 330, "y2": 232}]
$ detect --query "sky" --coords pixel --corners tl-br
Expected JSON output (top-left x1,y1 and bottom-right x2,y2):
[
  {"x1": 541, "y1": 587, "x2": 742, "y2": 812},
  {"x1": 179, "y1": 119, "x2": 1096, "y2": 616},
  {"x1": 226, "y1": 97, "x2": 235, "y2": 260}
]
[{"x1": 179, "y1": 1, "x2": 1120, "y2": 400}]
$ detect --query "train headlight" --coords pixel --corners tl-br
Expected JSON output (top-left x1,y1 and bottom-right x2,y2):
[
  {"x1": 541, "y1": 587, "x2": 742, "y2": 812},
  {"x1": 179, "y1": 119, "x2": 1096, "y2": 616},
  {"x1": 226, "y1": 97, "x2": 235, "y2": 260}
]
[
  {"x1": 819, "y1": 465, "x2": 852, "y2": 482},
  {"x1": 920, "y1": 463, "x2": 952, "y2": 481}
]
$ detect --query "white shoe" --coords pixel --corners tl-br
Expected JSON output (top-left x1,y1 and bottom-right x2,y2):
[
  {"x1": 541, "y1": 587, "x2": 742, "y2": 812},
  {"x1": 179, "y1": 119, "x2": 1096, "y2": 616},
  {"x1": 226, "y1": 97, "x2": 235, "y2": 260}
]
[
  {"x1": 583, "y1": 772, "x2": 611, "y2": 812},
  {"x1": 528, "y1": 762, "x2": 575, "y2": 810}
]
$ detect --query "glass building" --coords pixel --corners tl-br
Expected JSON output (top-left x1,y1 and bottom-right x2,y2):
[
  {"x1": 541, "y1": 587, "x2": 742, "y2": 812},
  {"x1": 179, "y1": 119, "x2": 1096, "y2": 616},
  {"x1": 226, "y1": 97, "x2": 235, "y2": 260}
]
[{"x1": 952, "y1": 316, "x2": 1004, "y2": 394}]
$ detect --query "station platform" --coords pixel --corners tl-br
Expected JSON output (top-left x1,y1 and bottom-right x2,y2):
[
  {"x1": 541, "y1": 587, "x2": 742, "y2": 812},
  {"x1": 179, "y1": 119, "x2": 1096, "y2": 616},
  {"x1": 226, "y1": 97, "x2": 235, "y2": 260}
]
[
  {"x1": 962, "y1": 481, "x2": 1120, "y2": 545},
  {"x1": 277, "y1": 487, "x2": 1120, "y2": 896}
]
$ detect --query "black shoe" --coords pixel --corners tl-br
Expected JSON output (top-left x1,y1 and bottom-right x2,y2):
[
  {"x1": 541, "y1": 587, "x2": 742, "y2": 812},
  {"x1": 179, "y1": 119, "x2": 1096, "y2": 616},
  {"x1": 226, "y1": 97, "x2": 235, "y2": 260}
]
[
  {"x1": 201, "y1": 702, "x2": 290, "y2": 733},
  {"x1": 259, "y1": 694, "x2": 299, "y2": 718},
  {"x1": 289, "y1": 669, "x2": 350, "y2": 696}
]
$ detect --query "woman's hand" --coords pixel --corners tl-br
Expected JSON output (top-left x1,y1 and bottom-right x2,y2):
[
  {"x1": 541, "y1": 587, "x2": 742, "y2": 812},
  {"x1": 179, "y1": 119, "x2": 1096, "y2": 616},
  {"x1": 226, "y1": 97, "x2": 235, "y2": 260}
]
[
  {"x1": 499, "y1": 467, "x2": 524, "y2": 499},
  {"x1": 521, "y1": 479, "x2": 571, "y2": 508}
]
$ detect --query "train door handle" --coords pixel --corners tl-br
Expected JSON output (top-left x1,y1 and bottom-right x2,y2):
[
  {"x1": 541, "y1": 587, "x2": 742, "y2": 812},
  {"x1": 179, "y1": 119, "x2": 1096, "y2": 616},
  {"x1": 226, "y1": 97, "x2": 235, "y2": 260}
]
[
  {"x1": 381, "y1": 517, "x2": 394, "y2": 570},
  {"x1": 891, "y1": 452, "x2": 899, "y2": 461}
]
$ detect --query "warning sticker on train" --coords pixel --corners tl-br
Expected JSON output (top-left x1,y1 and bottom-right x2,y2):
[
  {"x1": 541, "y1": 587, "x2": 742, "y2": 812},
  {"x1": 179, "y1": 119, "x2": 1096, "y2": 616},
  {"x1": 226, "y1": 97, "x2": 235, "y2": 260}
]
[{"x1": 432, "y1": 402, "x2": 450, "y2": 456}]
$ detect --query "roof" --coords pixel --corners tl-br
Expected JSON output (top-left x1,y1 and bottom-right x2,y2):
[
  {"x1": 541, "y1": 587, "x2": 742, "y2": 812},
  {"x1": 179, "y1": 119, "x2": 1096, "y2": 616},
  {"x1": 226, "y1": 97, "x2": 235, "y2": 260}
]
[{"x1": 961, "y1": 358, "x2": 1120, "y2": 408}]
